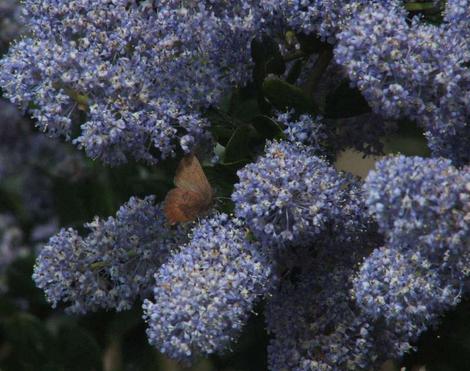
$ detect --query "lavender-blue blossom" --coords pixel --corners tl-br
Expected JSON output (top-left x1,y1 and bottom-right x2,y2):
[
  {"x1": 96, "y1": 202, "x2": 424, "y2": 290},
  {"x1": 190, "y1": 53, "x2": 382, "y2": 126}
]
[
  {"x1": 258, "y1": 0, "x2": 385, "y2": 43},
  {"x1": 335, "y1": 1, "x2": 470, "y2": 164},
  {"x1": 353, "y1": 246, "x2": 461, "y2": 356},
  {"x1": 33, "y1": 196, "x2": 187, "y2": 314},
  {"x1": 266, "y1": 242, "x2": 391, "y2": 370},
  {"x1": 232, "y1": 140, "x2": 353, "y2": 246},
  {"x1": 143, "y1": 214, "x2": 273, "y2": 362},
  {"x1": 262, "y1": 164, "x2": 385, "y2": 370},
  {"x1": 364, "y1": 156, "x2": 470, "y2": 272},
  {"x1": 0, "y1": 0, "x2": 261, "y2": 164},
  {"x1": 353, "y1": 156, "x2": 470, "y2": 355}
]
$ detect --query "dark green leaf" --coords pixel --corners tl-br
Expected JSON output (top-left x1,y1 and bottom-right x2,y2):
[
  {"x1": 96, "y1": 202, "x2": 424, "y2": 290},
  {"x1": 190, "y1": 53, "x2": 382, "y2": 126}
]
[
  {"x1": 251, "y1": 35, "x2": 286, "y2": 85},
  {"x1": 262, "y1": 77, "x2": 317, "y2": 115},
  {"x1": 286, "y1": 59, "x2": 304, "y2": 84},
  {"x1": 224, "y1": 125, "x2": 253, "y2": 164},
  {"x1": 251, "y1": 115, "x2": 284, "y2": 140},
  {"x1": 405, "y1": 2, "x2": 437, "y2": 11}
]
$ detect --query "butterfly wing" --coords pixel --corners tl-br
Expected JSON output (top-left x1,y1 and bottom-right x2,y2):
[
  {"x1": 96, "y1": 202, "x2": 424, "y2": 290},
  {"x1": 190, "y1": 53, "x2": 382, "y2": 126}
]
[
  {"x1": 164, "y1": 155, "x2": 214, "y2": 224},
  {"x1": 164, "y1": 188, "x2": 211, "y2": 225},
  {"x1": 174, "y1": 155, "x2": 213, "y2": 199}
]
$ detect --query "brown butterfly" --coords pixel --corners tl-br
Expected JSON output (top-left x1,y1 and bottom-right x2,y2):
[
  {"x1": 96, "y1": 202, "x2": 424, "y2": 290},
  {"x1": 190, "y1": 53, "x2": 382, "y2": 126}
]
[{"x1": 164, "y1": 155, "x2": 214, "y2": 225}]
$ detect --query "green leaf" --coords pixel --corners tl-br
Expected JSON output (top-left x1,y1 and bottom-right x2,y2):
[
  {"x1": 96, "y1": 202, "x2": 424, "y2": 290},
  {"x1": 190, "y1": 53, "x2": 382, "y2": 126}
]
[
  {"x1": 383, "y1": 119, "x2": 431, "y2": 157},
  {"x1": 231, "y1": 97, "x2": 261, "y2": 122},
  {"x1": 286, "y1": 59, "x2": 304, "y2": 84},
  {"x1": 224, "y1": 125, "x2": 253, "y2": 164},
  {"x1": 251, "y1": 115, "x2": 284, "y2": 140},
  {"x1": 262, "y1": 77, "x2": 317, "y2": 115},
  {"x1": 405, "y1": 2, "x2": 436, "y2": 11}
]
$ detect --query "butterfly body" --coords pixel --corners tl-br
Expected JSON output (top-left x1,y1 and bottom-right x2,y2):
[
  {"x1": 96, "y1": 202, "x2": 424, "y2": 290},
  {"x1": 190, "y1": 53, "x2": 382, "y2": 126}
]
[{"x1": 164, "y1": 155, "x2": 214, "y2": 224}]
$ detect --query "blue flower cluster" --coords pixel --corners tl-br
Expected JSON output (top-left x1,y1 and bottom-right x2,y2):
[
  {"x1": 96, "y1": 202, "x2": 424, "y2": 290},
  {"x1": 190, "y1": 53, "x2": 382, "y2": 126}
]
[
  {"x1": 232, "y1": 140, "x2": 350, "y2": 246},
  {"x1": 245, "y1": 144, "x2": 384, "y2": 369},
  {"x1": 0, "y1": 0, "x2": 262, "y2": 164},
  {"x1": 336, "y1": 0, "x2": 470, "y2": 165},
  {"x1": 143, "y1": 214, "x2": 273, "y2": 362},
  {"x1": 266, "y1": 256, "x2": 383, "y2": 370},
  {"x1": 33, "y1": 196, "x2": 188, "y2": 313},
  {"x1": 264, "y1": 186, "x2": 383, "y2": 370},
  {"x1": 354, "y1": 156, "x2": 470, "y2": 354},
  {"x1": 259, "y1": 0, "x2": 384, "y2": 43}
]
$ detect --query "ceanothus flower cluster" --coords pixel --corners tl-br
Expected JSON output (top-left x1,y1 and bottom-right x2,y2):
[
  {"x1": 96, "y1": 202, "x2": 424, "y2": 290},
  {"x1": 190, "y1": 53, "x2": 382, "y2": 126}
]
[
  {"x1": 264, "y1": 184, "x2": 386, "y2": 371},
  {"x1": 266, "y1": 256, "x2": 383, "y2": 370},
  {"x1": 336, "y1": 0, "x2": 470, "y2": 165},
  {"x1": 232, "y1": 140, "x2": 353, "y2": 246},
  {"x1": 354, "y1": 156, "x2": 470, "y2": 353},
  {"x1": 258, "y1": 0, "x2": 392, "y2": 43},
  {"x1": 0, "y1": 0, "x2": 263, "y2": 164},
  {"x1": 143, "y1": 214, "x2": 273, "y2": 362},
  {"x1": 33, "y1": 196, "x2": 188, "y2": 313}
]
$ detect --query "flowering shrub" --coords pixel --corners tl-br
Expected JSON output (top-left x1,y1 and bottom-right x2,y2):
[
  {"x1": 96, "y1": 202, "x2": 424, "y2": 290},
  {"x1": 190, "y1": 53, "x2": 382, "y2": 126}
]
[{"x1": 0, "y1": 0, "x2": 469, "y2": 370}]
